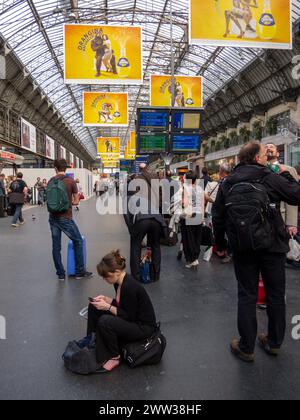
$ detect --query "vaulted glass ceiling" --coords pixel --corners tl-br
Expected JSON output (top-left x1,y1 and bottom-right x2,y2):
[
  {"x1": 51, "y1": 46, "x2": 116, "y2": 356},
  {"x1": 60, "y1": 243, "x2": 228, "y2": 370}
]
[{"x1": 1, "y1": 0, "x2": 300, "y2": 158}]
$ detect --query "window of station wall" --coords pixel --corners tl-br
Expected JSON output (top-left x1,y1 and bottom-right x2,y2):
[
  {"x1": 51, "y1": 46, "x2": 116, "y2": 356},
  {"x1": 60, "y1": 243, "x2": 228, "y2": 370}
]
[{"x1": 206, "y1": 157, "x2": 236, "y2": 174}]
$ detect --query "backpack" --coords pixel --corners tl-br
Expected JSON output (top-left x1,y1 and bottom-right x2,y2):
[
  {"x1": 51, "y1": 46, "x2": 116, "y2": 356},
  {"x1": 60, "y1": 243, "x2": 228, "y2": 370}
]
[
  {"x1": 122, "y1": 325, "x2": 166, "y2": 368},
  {"x1": 225, "y1": 180, "x2": 273, "y2": 252},
  {"x1": 46, "y1": 177, "x2": 70, "y2": 213}
]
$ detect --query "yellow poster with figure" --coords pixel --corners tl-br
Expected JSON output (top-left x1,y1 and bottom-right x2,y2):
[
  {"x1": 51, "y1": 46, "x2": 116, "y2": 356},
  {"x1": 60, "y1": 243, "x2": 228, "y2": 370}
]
[
  {"x1": 84, "y1": 92, "x2": 128, "y2": 127},
  {"x1": 64, "y1": 24, "x2": 143, "y2": 84},
  {"x1": 190, "y1": 0, "x2": 292, "y2": 49},
  {"x1": 150, "y1": 75, "x2": 203, "y2": 108},
  {"x1": 97, "y1": 137, "x2": 120, "y2": 156}
]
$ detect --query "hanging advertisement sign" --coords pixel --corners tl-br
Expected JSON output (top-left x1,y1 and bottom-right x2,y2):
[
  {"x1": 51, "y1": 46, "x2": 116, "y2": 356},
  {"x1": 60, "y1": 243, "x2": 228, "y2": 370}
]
[
  {"x1": 189, "y1": 0, "x2": 292, "y2": 49},
  {"x1": 45, "y1": 135, "x2": 55, "y2": 160},
  {"x1": 61, "y1": 146, "x2": 67, "y2": 160},
  {"x1": 64, "y1": 24, "x2": 143, "y2": 85},
  {"x1": 150, "y1": 75, "x2": 203, "y2": 108},
  {"x1": 97, "y1": 137, "x2": 121, "y2": 157},
  {"x1": 129, "y1": 131, "x2": 136, "y2": 153},
  {"x1": 21, "y1": 118, "x2": 37, "y2": 153},
  {"x1": 83, "y1": 92, "x2": 128, "y2": 127},
  {"x1": 102, "y1": 159, "x2": 119, "y2": 168}
]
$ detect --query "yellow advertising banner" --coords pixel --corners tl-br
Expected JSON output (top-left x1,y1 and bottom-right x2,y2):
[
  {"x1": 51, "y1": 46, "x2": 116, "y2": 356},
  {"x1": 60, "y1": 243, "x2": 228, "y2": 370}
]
[
  {"x1": 97, "y1": 137, "x2": 120, "y2": 156},
  {"x1": 84, "y1": 93, "x2": 128, "y2": 127},
  {"x1": 150, "y1": 75, "x2": 203, "y2": 108},
  {"x1": 190, "y1": 0, "x2": 292, "y2": 49},
  {"x1": 102, "y1": 160, "x2": 119, "y2": 168},
  {"x1": 129, "y1": 131, "x2": 136, "y2": 153},
  {"x1": 64, "y1": 24, "x2": 143, "y2": 84}
]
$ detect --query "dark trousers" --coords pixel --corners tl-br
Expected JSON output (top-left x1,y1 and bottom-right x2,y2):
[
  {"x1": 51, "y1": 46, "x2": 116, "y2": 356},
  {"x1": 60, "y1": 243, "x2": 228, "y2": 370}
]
[
  {"x1": 180, "y1": 220, "x2": 202, "y2": 263},
  {"x1": 0, "y1": 196, "x2": 5, "y2": 218},
  {"x1": 130, "y1": 218, "x2": 162, "y2": 281},
  {"x1": 12, "y1": 204, "x2": 24, "y2": 224},
  {"x1": 87, "y1": 304, "x2": 155, "y2": 364},
  {"x1": 233, "y1": 252, "x2": 286, "y2": 354},
  {"x1": 49, "y1": 215, "x2": 84, "y2": 277}
]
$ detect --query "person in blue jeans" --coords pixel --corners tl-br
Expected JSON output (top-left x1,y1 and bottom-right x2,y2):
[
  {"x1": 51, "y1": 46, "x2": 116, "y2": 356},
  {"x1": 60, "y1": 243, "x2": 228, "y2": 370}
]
[{"x1": 48, "y1": 159, "x2": 93, "y2": 281}]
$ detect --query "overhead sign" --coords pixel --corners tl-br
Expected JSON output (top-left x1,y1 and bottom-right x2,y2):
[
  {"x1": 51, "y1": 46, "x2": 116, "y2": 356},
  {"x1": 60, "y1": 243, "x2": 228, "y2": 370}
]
[
  {"x1": 150, "y1": 75, "x2": 203, "y2": 108},
  {"x1": 45, "y1": 135, "x2": 55, "y2": 160},
  {"x1": 171, "y1": 133, "x2": 201, "y2": 154},
  {"x1": 190, "y1": 0, "x2": 292, "y2": 49},
  {"x1": 0, "y1": 151, "x2": 24, "y2": 165},
  {"x1": 21, "y1": 118, "x2": 36, "y2": 153},
  {"x1": 137, "y1": 133, "x2": 168, "y2": 154},
  {"x1": 64, "y1": 24, "x2": 143, "y2": 84},
  {"x1": 97, "y1": 137, "x2": 120, "y2": 156},
  {"x1": 83, "y1": 92, "x2": 128, "y2": 127}
]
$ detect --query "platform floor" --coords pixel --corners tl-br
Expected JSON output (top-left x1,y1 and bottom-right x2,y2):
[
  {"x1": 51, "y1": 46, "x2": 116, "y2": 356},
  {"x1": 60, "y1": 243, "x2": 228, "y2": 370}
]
[{"x1": 0, "y1": 198, "x2": 300, "y2": 400}]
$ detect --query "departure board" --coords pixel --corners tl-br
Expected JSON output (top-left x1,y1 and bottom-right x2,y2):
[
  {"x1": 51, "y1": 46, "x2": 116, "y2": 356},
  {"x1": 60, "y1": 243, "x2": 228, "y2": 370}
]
[
  {"x1": 138, "y1": 109, "x2": 169, "y2": 130},
  {"x1": 172, "y1": 110, "x2": 202, "y2": 130},
  {"x1": 171, "y1": 134, "x2": 201, "y2": 153},
  {"x1": 138, "y1": 133, "x2": 168, "y2": 154}
]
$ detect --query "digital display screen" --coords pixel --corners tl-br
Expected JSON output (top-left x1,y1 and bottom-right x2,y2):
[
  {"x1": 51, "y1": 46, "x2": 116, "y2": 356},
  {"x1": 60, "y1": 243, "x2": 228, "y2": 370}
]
[
  {"x1": 120, "y1": 160, "x2": 134, "y2": 172},
  {"x1": 172, "y1": 111, "x2": 201, "y2": 130},
  {"x1": 171, "y1": 134, "x2": 201, "y2": 153},
  {"x1": 138, "y1": 133, "x2": 168, "y2": 154},
  {"x1": 138, "y1": 110, "x2": 169, "y2": 130}
]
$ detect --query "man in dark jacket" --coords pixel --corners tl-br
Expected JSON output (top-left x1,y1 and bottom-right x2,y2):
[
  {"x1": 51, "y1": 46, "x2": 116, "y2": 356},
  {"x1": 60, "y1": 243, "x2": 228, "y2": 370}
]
[{"x1": 212, "y1": 140, "x2": 300, "y2": 362}]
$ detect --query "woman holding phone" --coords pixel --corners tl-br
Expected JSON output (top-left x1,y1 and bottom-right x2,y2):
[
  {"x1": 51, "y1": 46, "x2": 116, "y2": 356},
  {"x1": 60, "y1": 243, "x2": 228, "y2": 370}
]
[{"x1": 86, "y1": 250, "x2": 157, "y2": 373}]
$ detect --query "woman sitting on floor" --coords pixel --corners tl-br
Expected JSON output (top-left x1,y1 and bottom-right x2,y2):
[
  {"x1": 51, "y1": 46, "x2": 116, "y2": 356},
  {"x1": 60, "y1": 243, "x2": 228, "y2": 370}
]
[{"x1": 87, "y1": 250, "x2": 157, "y2": 373}]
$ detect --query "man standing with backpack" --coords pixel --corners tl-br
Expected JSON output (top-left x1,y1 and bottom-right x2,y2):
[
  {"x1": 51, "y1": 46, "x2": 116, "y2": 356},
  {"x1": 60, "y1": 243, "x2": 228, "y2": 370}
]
[
  {"x1": 212, "y1": 141, "x2": 300, "y2": 363},
  {"x1": 47, "y1": 159, "x2": 92, "y2": 281}
]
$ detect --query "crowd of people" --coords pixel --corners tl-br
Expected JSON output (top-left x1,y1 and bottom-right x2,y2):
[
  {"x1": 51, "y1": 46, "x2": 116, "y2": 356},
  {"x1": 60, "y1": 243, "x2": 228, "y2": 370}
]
[{"x1": 3, "y1": 139, "x2": 300, "y2": 374}]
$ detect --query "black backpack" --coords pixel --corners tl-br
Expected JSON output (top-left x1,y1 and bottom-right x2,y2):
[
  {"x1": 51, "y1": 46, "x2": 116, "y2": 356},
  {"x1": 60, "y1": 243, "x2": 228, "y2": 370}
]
[
  {"x1": 225, "y1": 180, "x2": 273, "y2": 253},
  {"x1": 122, "y1": 326, "x2": 166, "y2": 368}
]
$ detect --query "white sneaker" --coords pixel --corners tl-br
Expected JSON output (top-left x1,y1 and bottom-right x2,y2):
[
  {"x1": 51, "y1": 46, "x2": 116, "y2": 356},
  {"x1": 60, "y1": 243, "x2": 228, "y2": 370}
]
[
  {"x1": 11, "y1": 224, "x2": 19, "y2": 228},
  {"x1": 19, "y1": 221, "x2": 25, "y2": 225}
]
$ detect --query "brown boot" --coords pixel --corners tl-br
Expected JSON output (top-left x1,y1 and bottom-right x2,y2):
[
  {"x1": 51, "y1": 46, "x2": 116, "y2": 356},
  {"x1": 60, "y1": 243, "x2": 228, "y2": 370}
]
[
  {"x1": 258, "y1": 334, "x2": 280, "y2": 356},
  {"x1": 230, "y1": 339, "x2": 255, "y2": 363}
]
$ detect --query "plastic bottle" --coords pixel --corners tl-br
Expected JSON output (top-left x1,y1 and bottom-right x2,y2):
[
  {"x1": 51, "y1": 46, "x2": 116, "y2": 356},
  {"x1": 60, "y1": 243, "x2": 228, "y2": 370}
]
[{"x1": 258, "y1": 0, "x2": 277, "y2": 40}]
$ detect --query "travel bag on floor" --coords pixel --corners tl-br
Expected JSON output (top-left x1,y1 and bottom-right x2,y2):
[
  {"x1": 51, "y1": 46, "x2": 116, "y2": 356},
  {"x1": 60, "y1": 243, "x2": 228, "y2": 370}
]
[
  {"x1": 62, "y1": 334, "x2": 98, "y2": 375},
  {"x1": 122, "y1": 325, "x2": 166, "y2": 368}
]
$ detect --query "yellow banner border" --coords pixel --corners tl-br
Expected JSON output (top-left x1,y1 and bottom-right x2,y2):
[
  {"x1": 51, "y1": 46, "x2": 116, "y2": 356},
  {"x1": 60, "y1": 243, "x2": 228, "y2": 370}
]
[{"x1": 83, "y1": 93, "x2": 129, "y2": 127}]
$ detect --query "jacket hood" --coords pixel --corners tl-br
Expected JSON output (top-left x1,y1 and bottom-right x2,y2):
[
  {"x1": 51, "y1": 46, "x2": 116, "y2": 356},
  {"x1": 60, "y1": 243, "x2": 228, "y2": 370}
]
[{"x1": 226, "y1": 164, "x2": 272, "y2": 185}]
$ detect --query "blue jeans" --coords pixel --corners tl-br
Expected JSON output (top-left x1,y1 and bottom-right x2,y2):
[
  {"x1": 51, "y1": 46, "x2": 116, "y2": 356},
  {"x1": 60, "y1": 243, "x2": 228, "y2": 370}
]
[
  {"x1": 49, "y1": 215, "x2": 84, "y2": 277},
  {"x1": 12, "y1": 204, "x2": 24, "y2": 224}
]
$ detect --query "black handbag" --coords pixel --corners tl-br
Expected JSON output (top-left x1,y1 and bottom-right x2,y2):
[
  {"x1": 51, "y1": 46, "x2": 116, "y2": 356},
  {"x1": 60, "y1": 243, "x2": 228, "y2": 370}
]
[
  {"x1": 201, "y1": 225, "x2": 213, "y2": 246},
  {"x1": 122, "y1": 325, "x2": 166, "y2": 368}
]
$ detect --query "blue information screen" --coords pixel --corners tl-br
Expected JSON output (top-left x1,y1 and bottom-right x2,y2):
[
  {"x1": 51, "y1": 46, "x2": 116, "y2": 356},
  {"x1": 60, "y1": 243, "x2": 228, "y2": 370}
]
[
  {"x1": 172, "y1": 111, "x2": 201, "y2": 130},
  {"x1": 139, "y1": 111, "x2": 169, "y2": 130},
  {"x1": 172, "y1": 134, "x2": 201, "y2": 153}
]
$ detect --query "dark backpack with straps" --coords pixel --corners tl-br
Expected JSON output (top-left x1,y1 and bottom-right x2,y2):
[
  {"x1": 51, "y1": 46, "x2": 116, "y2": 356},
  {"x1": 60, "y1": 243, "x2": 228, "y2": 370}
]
[
  {"x1": 46, "y1": 177, "x2": 70, "y2": 213},
  {"x1": 225, "y1": 180, "x2": 273, "y2": 252}
]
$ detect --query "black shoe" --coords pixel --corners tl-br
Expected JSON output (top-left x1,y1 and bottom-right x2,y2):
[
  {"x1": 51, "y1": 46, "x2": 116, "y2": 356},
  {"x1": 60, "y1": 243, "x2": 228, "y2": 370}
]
[
  {"x1": 58, "y1": 275, "x2": 66, "y2": 281},
  {"x1": 286, "y1": 259, "x2": 300, "y2": 270},
  {"x1": 75, "y1": 272, "x2": 93, "y2": 280},
  {"x1": 177, "y1": 251, "x2": 183, "y2": 261}
]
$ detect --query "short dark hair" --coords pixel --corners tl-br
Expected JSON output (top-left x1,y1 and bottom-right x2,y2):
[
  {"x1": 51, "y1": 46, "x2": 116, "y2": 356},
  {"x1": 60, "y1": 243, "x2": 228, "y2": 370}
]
[
  {"x1": 16, "y1": 172, "x2": 23, "y2": 179},
  {"x1": 185, "y1": 171, "x2": 198, "y2": 185},
  {"x1": 294, "y1": 164, "x2": 300, "y2": 176},
  {"x1": 54, "y1": 159, "x2": 67, "y2": 172},
  {"x1": 202, "y1": 167, "x2": 208, "y2": 175},
  {"x1": 238, "y1": 141, "x2": 261, "y2": 165}
]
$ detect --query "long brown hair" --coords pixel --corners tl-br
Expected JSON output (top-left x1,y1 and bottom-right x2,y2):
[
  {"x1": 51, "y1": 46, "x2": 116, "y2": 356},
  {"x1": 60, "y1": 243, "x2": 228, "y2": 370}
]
[{"x1": 97, "y1": 250, "x2": 126, "y2": 277}]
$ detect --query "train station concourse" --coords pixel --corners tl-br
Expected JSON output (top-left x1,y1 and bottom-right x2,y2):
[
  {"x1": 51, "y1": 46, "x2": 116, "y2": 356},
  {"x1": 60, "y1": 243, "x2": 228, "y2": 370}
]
[{"x1": 1, "y1": 0, "x2": 300, "y2": 403}]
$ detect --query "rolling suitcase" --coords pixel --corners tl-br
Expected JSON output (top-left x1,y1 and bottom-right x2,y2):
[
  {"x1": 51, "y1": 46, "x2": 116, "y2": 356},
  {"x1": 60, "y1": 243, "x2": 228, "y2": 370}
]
[{"x1": 67, "y1": 235, "x2": 87, "y2": 276}]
